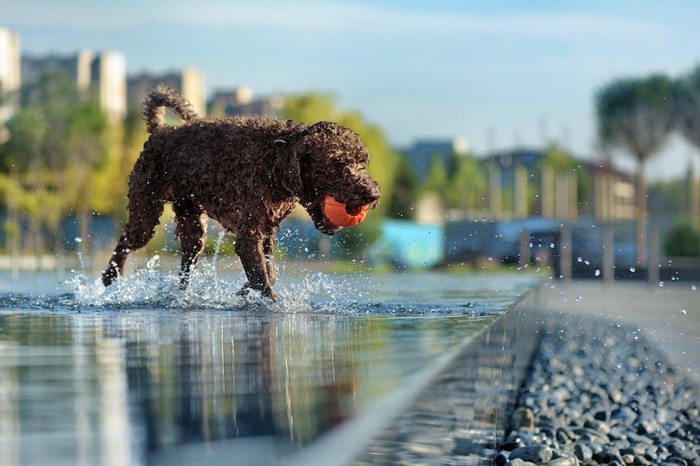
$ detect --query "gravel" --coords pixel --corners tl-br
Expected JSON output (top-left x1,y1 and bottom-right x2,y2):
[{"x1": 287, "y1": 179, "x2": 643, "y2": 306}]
[{"x1": 497, "y1": 313, "x2": 700, "y2": 466}]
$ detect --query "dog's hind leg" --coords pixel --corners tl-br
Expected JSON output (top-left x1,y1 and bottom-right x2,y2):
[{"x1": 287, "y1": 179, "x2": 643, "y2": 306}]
[
  {"x1": 102, "y1": 197, "x2": 165, "y2": 287},
  {"x1": 173, "y1": 199, "x2": 207, "y2": 289}
]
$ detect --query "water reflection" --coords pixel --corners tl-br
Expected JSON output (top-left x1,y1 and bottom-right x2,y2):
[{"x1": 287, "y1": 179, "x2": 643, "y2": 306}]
[
  {"x1": 0, "y1": 308, "x2": 496, "y2": 464},
  {"x1": 0, "y1": 272, "x2": 536, "y2": 465}
]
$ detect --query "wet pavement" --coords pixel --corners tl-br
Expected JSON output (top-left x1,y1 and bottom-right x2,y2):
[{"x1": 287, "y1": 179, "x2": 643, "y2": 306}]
[
  {"x1": 0, "y1": 270, "x2": 538, "y2": 466},
  {"x1": 537, "y1": 280, "x2": 700, "y2": 384}
]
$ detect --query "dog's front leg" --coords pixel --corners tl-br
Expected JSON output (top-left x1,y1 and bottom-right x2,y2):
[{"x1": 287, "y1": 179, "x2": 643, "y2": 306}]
[
  {"x1": 263, "y1": 232, "x2": 277, "y2": 286},
  {"x1": 235, "y1": 234, "x2": 276, "y2": 300}
]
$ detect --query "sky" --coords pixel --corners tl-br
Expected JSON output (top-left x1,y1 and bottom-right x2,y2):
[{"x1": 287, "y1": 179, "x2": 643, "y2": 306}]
[{"x1": 5, "y1": 0, "x2": 700, "y2": 180}]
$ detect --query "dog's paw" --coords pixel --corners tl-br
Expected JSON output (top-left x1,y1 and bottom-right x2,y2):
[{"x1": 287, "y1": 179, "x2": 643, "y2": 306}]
[{"x1": 237, "y1": 284, "x2": 277, "y2": 301}]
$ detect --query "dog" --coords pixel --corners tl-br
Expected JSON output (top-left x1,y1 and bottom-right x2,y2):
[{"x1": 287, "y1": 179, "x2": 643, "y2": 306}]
[{"x1": 102, "y1": 85, "x2": 380, "y2": 299}]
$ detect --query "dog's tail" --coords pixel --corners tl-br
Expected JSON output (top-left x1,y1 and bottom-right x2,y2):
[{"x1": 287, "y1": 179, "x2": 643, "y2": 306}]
[{"x1": 142, "y1": 84, "x2": 199, "y2": 133}]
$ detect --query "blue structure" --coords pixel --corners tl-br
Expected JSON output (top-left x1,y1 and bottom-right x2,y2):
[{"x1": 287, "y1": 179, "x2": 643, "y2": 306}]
[{"x1": 368, "y1": 219, "x2": 444, "y2": 269}]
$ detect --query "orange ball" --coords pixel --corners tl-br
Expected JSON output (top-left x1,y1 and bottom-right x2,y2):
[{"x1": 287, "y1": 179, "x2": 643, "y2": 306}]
[{"x1": 322, "y1": 195, "x2": 369, "y2": 228}]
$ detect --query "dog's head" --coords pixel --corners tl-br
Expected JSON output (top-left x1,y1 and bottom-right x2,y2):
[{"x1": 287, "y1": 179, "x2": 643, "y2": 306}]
[{"x1": 287, "y1": 122, "x2": 381, "y2": 234}]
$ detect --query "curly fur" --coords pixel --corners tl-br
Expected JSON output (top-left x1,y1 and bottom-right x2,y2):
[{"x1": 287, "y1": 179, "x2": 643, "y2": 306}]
[{"x1": 102, "y1": 85, "x2": 380, "y2": 299}]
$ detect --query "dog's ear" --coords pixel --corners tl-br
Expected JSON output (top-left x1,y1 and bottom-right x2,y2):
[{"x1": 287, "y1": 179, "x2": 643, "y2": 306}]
[
  {"x1": 273, "y1": 135, "x2": 305, "y2": 197},
  {"x1": 273, "y1": 120, "x2": 302, "y2": 147}
]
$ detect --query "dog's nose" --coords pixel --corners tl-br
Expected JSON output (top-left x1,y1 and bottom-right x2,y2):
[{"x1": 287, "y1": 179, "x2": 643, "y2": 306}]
[{"x1": 366, "y1": 182, "x2": 381, "y2": 203}]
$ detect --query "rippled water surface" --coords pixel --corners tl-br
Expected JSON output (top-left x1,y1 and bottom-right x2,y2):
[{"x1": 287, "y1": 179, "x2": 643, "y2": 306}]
[{"x1": 0, "y1": 263, "x2": 537, "y2": 465}]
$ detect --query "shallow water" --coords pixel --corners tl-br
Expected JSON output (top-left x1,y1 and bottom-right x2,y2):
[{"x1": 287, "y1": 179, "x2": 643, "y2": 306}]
[{"x1": 0, "y1": 263, "x2": 537, "y2": 466}]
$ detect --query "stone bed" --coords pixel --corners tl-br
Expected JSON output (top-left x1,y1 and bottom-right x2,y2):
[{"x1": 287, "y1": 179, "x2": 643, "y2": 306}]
[
  {"x1": 349, "y1": 289, "x2": 699, "y2": 466},
  {"x1": 496, "y1": 314, "x2": 699, "y2": 466}
]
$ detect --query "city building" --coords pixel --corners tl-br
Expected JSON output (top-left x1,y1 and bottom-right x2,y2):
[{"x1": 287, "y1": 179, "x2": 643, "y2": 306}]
[
  {"x1": 484, "y1": 148, "x2": 635, "y2": 221},
  {"x1": 0, "y1": 27, "x2": 21, "y2": 124},
  {"x1": 127, "y1": 68, "x2": 206, "y2": 116},
  {"x1": 402, "y1": 138, "x2": 469, "y2": 180},
  {"x1": 208, "y1": 86, "x2": 283, "y2": 118},
  {"x1": 21, "y1": 50, "x2": 127, "y2": 124}
]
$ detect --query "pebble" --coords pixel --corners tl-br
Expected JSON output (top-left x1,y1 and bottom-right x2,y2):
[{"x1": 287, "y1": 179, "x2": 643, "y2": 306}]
[
  {"x1": 496, "y1": 314, "x2": 700, "y2": 465},
  {"x1": 354, "y1": 310, "x2": 700, "y2": 465},
  {"x1": 509, "y1": 445, "x2": 553, "y2": 463}
]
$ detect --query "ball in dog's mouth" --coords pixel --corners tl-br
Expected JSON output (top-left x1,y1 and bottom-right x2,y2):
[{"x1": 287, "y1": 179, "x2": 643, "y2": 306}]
[{"x1": 322, "y1": 195, "x2": 369, "y2": 228}]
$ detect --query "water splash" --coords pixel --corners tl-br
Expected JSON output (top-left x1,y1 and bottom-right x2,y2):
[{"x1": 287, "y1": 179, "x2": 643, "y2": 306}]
[
  {"x1": 67, "y1": 254, "x2": 371, "y2": 314},
  {"x1": 75, "y1": 237, "x2": 85, "y2": 269},
  {"x1": 211, "y1": 231, "x2": 226, "y2": 270}
]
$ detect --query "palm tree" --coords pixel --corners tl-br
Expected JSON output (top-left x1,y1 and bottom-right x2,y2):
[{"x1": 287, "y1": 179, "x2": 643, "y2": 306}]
[
  {"x1": 595, "y1": 74, "x2": 674, "y2": 265},
  {"x1": 674, "y1": 65, "x2": 700, "y2": 151},
  {"x1": 673, "y1": 65, "x2": 700, "y2": 223}
]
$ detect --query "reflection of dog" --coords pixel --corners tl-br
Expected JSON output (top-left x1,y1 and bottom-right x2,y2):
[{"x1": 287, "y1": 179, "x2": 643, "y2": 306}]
[{"x1": 102, "y1": 85, "x2": 380, "y2": 299}]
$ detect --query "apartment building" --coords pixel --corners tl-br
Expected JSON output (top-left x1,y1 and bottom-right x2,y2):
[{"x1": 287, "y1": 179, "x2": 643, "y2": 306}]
[{"x1": 0, "y1": 27, "x2": 21, "y2": 123}]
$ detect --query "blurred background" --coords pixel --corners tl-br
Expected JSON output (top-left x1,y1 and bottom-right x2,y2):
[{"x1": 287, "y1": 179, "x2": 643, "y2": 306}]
[{"x1": 2, "y1": 0, "x2": 700, "y2": 278}]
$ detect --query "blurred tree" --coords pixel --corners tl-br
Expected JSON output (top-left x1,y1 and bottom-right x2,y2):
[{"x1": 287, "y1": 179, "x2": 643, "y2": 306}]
[
  {"x1": 0, "y1": 101, "x2": 53, "y2": 253},
  {"x1": 673, "y1": 65, "x2": 700, "y2": 224},
  {"x1": 595, "y1": 74, "x2": 674, "y2": 264},
  {"x1": 444, "y1": 152, "x2": 487, "y2": 212},
  {"x1": 386, "y1": 154, "x2": 418, "y2": 219},
  {"x1": 0, "y1": 71, "x2": 109, "y2": 254},
  {"x1": 674, "y1": 65, "x2": 700, "y2": 152},
  {"x1": 664, "y1": 222, "x2": 700, "y2": 257},
  {"x1": 422, "y1": 154, "x2": 448, "y2": 197},
  {"x1": 419, "y1": 151, "x2": 488, "y2": 215},
  {"x1": 63, "y1": 99, "x2": 108, "y2": 247},
  {"x1": 542, "y1": 144, "x2": 592, "y2": 217},
  {"x1": 283, "y1": 93, "x2": 340, "y2": 124}
]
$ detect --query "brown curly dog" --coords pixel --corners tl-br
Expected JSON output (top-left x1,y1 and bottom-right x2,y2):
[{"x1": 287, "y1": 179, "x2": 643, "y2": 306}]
[{"x1": 102, "y1": 85, "x2": 380, "y2": 299}]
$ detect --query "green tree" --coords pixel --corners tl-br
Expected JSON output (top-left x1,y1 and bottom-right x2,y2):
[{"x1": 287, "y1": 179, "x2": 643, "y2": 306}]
[
  {"x1": 595, "y1": 74, "x2": 674, "y2": 264},
  {"x1": 674, "y1": 65, "x2": 700, "y2": 152},
  {"x1": 444, "y1": 153, "x2": 487, "y2": 211},
  {"x1": 0, "y1": 102, "x2": 53, "y2": 253},
  {"x1": 673, "y1": 65, "x2": 700, "y2": 225},
  {"x1": 649, "y1": 179, "x2": 688, "y2": 220},
  {"x1": 63, "y1": 100, "x2": 108, "y2": 246},
  {"x1": 422, "y1": 154, "x2": 448, "y2": 197},
  {"x1": 387, "y1": 154, "x2": 418, "y2": 219},
  {"x1": 283, "y1": 93, "x2": 340, "y2": 124},
  {"x1": 0, "y1": 71, "x2": 109, "y2": 254},
  {"x1": 664, "y1": 223, "x2": 700, "y2": 257}
]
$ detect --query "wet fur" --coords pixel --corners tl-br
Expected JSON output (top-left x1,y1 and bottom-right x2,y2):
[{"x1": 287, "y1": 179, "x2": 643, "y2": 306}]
[{"x1": 102, "y1": 85, "x2": 380, "y2": 299}]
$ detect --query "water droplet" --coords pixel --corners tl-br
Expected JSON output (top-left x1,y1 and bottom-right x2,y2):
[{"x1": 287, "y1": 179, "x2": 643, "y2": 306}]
[
  {"x1": 549, "y1": 243, "x2": 555, "y2": 249},
  {"x1": 629, "y1": 266, "x2": 636, "y2": 273},
  {"x1": 74, "y1": 237, "x2": 82, "y2": 243},
  {"x1": 594, "y1": 269, "x2": 600, "y2": 277},
  {"x1": 692, "y1": 285, "x2": 697, "y2": 291},
  {"x1": 680, "y1": 309, "x2": 687, "y2": 316},
  {"x1": 576, "y1": 296, "x2": 583, "y2": 302},
  {"x1": 659, "y1": 281, "x2": 664, "y2": 287}
]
